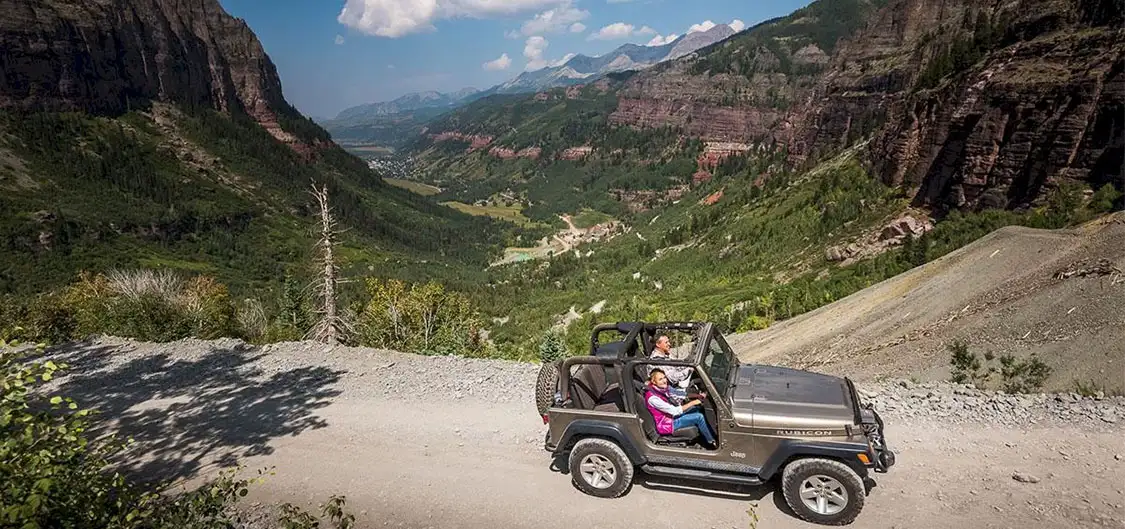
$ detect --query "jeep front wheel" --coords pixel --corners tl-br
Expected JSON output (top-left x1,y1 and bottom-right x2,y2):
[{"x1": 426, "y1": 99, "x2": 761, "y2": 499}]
[
  {"x1": 781, "y1": 458, "x2": 865, "y2": 526},
  {"x1": 567, "y1": 438, "x2": 634, "y2": 498}
]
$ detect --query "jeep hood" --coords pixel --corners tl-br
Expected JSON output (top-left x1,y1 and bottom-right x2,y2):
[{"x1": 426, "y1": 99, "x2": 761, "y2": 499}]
[{"x1": 729, "y1": 365, "x2": 859, "y2": 424}]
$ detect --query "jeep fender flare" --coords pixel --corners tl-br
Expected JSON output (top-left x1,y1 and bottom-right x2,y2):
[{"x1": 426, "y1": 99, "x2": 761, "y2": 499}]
[
  {"x1": 554, "y1": 420, "x2": 646, "y2": 465},
  {"x1": 758, "y1": 440, "x2": 870, "y2": 481}
]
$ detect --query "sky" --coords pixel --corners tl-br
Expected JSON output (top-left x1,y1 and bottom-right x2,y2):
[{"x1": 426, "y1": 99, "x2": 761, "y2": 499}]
[{"x1": 217, "y1": 0, "x2": 813, "y2": 119}]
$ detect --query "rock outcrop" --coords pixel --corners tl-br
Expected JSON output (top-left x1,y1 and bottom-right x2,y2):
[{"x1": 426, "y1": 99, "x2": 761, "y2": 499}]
[
  {"x1": 0, "y1": 0, "x2": 305, "y2": 149},
  {"x1": 430, "y1": 132, "x2": 494, "y2": 150},
  {"x1": 797, "y1": 0, "x2": 1125, "y2": 211}
]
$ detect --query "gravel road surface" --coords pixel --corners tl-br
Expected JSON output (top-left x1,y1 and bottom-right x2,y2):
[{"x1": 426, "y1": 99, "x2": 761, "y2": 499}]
[{"x1": 33, "y1": 337, "x2": 1125, "y2": 529}]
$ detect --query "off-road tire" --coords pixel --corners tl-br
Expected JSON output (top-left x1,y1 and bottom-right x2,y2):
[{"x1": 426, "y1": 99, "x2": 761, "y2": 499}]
[
  {"x1": 781, "y1": 457, "x2": 866, "y2": 526},
  {"x1": 535, "y1": 359, "x2": 561, "y2": 416},
  {"x1": 567, "y1": 438, "x2": 634, "y2": 498}
]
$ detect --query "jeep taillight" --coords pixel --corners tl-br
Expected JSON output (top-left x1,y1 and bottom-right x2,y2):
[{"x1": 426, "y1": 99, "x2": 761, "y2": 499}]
[{"x1": 541, "y1": 414, "x2": 549, "y2": 424}]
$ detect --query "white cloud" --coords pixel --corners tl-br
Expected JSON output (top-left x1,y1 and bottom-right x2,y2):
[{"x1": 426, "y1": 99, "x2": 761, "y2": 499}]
[
  {"x1": 687, "y1": 20, "x2": 716, "y2": 34},
  {"x1": 504, "y1": 29, "x2": 521, "y2": 39},
  {"x1": 646, "y1": 33, "x2": 678, "y2": 46},
  {"x1": 549, "y1": 53, "x2": 576, "y2": 67},
  {"x1": 569, "y1": 22, "x2": 585, "y2": 33},
  {"x1": 730, "y1": 19, "x2": 746, "y2": 32},
  {"x1": 338, "y1": 0, "x2": 569, "y2": 38},
  {"x1": 387, "y1": 64, "x2": 396, "y2": 69},
  {"x1": 520, "y1": 2, "x2": 589, "y2": 36},
  {"x1": 587, "y1": 22, "x2": 635, "y2": 41},
  {"x1": 483, "y1": 52, "x2": 512, "y2": 70},
  {"x1": 334, "y1": 34, "x2": 346, "y2": 45},
  {"x1": 524, "y1": 36, "x2": 550, "y2": 70},
  {"x1": 637, "y1": 25, "x2": 656, "y2": 36}
]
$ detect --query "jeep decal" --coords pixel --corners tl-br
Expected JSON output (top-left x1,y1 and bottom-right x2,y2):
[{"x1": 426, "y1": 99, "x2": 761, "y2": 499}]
[{"x1": 776, "y1": 430, "x2": 836, "y2": 436}]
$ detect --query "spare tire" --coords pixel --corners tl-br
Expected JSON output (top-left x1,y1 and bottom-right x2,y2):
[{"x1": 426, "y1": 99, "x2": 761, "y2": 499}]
[{"x1": 535, "y1": 359, "x2": 562, "y2": 417}]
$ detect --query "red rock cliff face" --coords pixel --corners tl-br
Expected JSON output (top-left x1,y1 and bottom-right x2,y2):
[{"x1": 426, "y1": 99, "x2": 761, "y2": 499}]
[
  {"x1": 0, "y1": 0, "x2": 297, "y2": 138},
  {"x1": 795, "y1": 0, "x2": 1125, "y2": 210}
]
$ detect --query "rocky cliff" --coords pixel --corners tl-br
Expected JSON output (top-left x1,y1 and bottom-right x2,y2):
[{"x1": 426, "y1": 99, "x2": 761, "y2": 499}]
[
  {"x1": 0, "y1": 0, "x2": 301, "y2": 144},
  {"x1": 608, "y1": 0, "x2": 1124, "y2": 211},
  {"x1": 792, "y1": 0, "x2": 1125, "y2": 212},
  {"x1": 606, "y1": 0, "x2": 881, "y2": 144}
]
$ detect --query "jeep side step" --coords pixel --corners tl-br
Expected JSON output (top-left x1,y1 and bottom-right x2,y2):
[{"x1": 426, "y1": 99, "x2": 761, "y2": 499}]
[{"x1": 641, "y1": 464, "x2": 763, "y2": 486}]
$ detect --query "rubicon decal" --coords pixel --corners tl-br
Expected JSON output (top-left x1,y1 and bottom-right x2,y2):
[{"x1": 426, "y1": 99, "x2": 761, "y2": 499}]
[{"x1": 776, "y1": 430, "x2": 836, "y2": 436}]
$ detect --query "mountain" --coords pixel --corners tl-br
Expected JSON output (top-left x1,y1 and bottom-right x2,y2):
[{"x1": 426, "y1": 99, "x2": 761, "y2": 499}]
[
  {"x1": 321, "y1": 89, "x2": 480, "y2": 152},
  {"x1": 666, "y1": 23, "x2": 738, "y2": 60},
  {"x1": 332, "y1": 89, "x2": 479, "y2": 121},
  {"x1": 485, "y1": 24, "x2": 740, "y2": 95},
  {"x1": 402, "y1": 0, "x2": 1124, "y2": 355},
  {"x1": 0, "y1": 0, "x2": 513, "y2": 296}
]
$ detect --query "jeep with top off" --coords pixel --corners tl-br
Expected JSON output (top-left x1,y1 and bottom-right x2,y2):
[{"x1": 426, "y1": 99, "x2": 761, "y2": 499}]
[{"x1": 535, "y1": 322, "x2": 895, "y2": 526}]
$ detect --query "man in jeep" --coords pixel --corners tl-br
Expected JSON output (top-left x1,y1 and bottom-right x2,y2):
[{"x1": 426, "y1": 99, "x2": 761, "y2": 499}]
[{"x1": 647, "y1": 334, "x2": 693, "y2": 389}]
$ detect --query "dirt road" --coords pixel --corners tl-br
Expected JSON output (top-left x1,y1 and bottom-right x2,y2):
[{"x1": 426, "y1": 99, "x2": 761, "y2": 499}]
[
  {"x1": 230, "y1": 400, "x2": 1125, "y2": 529},
  {"x1": 39, "y1": 338, "x2": 1125, "y2": 529}
]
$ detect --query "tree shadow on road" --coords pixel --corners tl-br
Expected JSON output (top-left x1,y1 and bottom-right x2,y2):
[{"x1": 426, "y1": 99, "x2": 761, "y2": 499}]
[{"x1": 44, "y1": 339, "x2": 345, "y2": 486}]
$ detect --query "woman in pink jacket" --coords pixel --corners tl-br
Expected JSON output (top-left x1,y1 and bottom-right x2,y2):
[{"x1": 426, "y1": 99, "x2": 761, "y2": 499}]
[{"x1": 643, "y1": 368, "x2": 717, "y2": 449}]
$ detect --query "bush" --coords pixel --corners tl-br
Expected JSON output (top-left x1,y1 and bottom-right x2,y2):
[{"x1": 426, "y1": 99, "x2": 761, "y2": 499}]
[
  {"x1": 537, "y1": 329, "x2": 569, "y2": 363},
  {"x1": 0, "y1": 336, "x2": 355, "y2": 529},
  {"x1": 998, "y1": 353, "x2": 1051, "y2": 394},
  {"x1": 948, "y1": 340, "x2": 982, "y2": 385},
  {"x1": 356, "y1": 278, "x2": 488, "y2": 357},
  {"x1": 15, "y1": 269, "x2": 242, "y2": 344},
  {"x1": 948, "y1": 340, "x2": 1051, "y2": 393}
]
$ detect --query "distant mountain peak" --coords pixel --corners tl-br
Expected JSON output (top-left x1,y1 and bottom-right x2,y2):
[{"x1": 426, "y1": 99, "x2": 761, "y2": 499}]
[
  {"x1": 484, "y1": 22, "x2": 738, "y2": 95},
  {"x1": 333, "y1": 88, "x2": 480, "y2": 121}
]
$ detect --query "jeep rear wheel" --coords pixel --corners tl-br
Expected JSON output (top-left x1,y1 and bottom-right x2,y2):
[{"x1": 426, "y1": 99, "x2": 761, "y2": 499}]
[
  {"x1": 567, "y1": 438, "x2": 634, "y2": 498},
  {"x1": 781, "y1": 458, "x2": 865, "y2": 526}
]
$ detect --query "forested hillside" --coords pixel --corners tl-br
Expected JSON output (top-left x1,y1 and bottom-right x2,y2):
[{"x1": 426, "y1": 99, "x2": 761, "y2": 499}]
[
  {"x1": 394, "y1": 0, "x2": 1124, "y2": 356},
  {"x1": 0, "y1": 0, "x2": 522, "y2": 302}
]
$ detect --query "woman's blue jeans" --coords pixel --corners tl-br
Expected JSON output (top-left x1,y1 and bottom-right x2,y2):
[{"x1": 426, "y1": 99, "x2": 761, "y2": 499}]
[{"x1": 674, "y1": 410, "x2": 716, "y2": 444}]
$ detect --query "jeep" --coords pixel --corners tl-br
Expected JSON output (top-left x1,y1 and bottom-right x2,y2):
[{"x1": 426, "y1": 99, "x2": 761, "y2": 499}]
[{"x1": 535, "y1": 322, "x2": 895, "y2": 526}]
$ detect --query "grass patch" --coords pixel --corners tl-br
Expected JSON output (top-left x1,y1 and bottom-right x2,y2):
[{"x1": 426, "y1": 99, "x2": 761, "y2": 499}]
[
  {"x1": 571, "y1": 209, "x2": 614, "y2": 229},
  {"x1": 385, "y1": 177, "x2": 442, "y2": 196},
  {"x1": 440, "y1": 201, "x2": 538, "y2": 227}
]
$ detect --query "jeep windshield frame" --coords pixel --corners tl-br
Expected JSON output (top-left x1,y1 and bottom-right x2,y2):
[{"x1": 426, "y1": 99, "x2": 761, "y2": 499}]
[{"x1": 698, "y1": 323, "x2": 739, "y2": 400}]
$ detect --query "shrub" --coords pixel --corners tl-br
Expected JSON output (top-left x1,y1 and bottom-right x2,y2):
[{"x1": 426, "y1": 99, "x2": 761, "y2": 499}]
[
  {"x1": 948, "y1": 340, "x2": 982, "y2": 385},
  {"x1": 15, "y1": 269, "x2": 241, "y2": 344},
  {"x1": 948, "y1": 340, "x2": 1052, "y2": 393},
  {"x1": 998, "y1": 353, "x2": 1051, "y2": 394},
  {"x1": 537, "y1": 329, "x2": 569, "y2": 363},
  {"x1": 356, "y1": 278, "x2": 487, "y2": 357},
  {"x1": 237, "y1": 298, "x2": 269, "y2": 342}
]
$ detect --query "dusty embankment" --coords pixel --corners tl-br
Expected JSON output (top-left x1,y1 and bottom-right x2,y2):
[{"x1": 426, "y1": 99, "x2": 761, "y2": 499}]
[
  {"x1": 728, "y1": 213, "x2": 1125, "y2": 394},
  {"x1": 30, "y1": 336, "x2": 1125, "y2": 529}
]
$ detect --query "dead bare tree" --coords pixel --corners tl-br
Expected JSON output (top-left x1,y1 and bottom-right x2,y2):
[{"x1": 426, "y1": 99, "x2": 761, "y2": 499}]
[{"x1": 306, "y1": 181, "x2": 351, "y2": 345}]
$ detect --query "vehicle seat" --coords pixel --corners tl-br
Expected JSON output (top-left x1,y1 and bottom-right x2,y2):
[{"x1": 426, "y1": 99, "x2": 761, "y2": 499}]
[
  {"x1": 570, "y1": 363, "x2": 624, "y2": 412},
  {"x1": 633, "y1": 388, "x2": 699, "y2": 445}
]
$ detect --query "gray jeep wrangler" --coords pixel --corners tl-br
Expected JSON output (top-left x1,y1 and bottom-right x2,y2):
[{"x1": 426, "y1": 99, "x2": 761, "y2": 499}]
[{"x1": 535, "y1": 322, "x2": 895, "y2": 526}]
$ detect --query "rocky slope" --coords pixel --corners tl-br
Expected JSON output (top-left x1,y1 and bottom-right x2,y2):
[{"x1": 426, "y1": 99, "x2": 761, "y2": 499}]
[{"x1": 730, "y1": 212, "x2": 1125, "y2": 394}]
